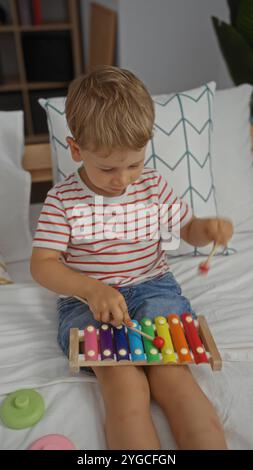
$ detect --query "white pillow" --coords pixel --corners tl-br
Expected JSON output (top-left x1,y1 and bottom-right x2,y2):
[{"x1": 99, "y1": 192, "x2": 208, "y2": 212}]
[
  {"x1": 0, "y1": 111, "x2": 24, "y2": 168},
  {"x1": 38, "y1": 97, "x2": 79, "y2": 183},
  {"x1": 145, "y1": 82, "x2": 217, "y2": 255},
  {"x1": 212, "y1": 84, "x2": 253, "y2": 231},
  {"x1": 0, "y1": 162, "x2": 32, "y2": 263},
  {"x1": 146, "y1": 82, "x2": 217, "y2": 215}
]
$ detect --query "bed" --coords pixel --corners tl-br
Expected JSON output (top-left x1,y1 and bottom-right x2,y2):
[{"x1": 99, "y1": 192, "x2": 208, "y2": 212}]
[{"x1": 1, "y1": 85, "x2": 253, "y2": 450}]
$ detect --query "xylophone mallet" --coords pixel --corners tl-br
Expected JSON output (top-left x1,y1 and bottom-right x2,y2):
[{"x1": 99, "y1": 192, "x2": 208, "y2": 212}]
[
  {"x1": 123, "y1": 322, "x2": 165, "y2": 349},
  {"x1": 198, "y1": 242, "x2": 219, "y2": 275}
]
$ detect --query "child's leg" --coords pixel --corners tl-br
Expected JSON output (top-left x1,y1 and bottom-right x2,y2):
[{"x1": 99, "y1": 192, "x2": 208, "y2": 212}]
[
  {"x1": 145, "y1": 365, "x2": 227, "y2": 450},
  {"x1": 93, "y1": 365, "x2": 160, "y2": 450}
]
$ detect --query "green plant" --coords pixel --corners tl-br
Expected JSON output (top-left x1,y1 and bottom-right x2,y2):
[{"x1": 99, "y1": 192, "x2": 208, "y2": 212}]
[{"x1": 212, "y1": 0, "x2": 253, "y2": 116}]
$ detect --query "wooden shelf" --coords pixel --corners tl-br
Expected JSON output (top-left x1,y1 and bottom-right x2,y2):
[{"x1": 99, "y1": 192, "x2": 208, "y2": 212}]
[
  {"x1": 0, "y1": 0, "x2": 83, "y2": 144},
  {"x1": 0, "y1": 79, "x2": 21, "y2": 92},
  {"x1": 27, "y1": 81, "x2": 69, "y2": 90},
  {"x1": 19, "y1": 23, "x2": 72, "y2": 32},
  {"x1": 0, "y1": 25, "x2": 15, "y2": 33},
  {"x1": 23, "y1": 142, "x2": 52, "y2": 182},
  {"x1": 25, "y1": 133, "x2": 49, "y2": 144},
  {"x1": 0, "y1": 80, "x2": 69, "y2": 92},
  {"x1": 0, "y1": 23, "x2": 72, "y2": 33}
]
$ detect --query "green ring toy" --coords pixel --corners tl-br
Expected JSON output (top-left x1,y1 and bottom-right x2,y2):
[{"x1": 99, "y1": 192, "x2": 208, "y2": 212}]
[{"x1": 0, "y1": 389, "x2": 45, "y2": 429}]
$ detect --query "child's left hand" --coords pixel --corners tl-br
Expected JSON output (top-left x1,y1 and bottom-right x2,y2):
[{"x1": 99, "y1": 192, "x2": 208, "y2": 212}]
[
  {"x1": 181, "y1": 216, "x2": 233, "y2": 247},
  {"x1": 202, "y1": 217, "x2": 233, "y2": 246}
]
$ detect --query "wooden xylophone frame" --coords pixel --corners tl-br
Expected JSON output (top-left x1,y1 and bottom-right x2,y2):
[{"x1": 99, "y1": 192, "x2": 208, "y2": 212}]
[{"x1": 69, "y1": 315, "x2": 222, "y2": 373}]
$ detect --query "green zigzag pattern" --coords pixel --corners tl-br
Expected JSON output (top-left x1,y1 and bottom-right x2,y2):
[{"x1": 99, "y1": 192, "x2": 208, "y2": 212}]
[
  {"x1": 154, "y1": 118, "x2": 212, "y2": 137},
  {"x1": 153, "y1": 83, "x2": 214, "y2": 106},
  {"x1": 146, "y1": 86, "x2": 219, "y2": 257},
  {"x1": 145, "y1": 87, "x2": 217, "y2": 217},
  {"x1": 145, "y1": 151, "x2": 212, "y2": 171},
  {"x1": 45, "y1": 101, "x2": 69, "y2": 179}
]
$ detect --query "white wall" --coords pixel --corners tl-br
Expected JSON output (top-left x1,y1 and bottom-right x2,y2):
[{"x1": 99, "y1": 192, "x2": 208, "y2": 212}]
[{"x1": 80, "y1": 0, "x2": 233, "y2": 94}]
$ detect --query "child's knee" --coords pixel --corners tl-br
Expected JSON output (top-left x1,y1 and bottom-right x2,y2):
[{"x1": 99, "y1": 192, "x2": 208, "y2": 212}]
[
  {"x1": 97, "y1": 366, "x2": 151, "y2": 412},
  {"x1": 147, "y1": 363, "x2": 191, "y2": 384},
  {"x1": 109, "y1": 390, "x2": 151, "y2": 423}
]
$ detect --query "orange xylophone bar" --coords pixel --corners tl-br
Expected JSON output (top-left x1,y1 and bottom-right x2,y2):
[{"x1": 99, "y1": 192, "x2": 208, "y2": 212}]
[{"x1": 69, "y1": 313, "x2": 222, "y2": 373}]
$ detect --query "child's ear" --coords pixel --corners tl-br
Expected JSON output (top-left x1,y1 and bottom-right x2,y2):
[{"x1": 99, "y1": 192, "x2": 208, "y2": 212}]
[{"x1": 66, "y1": 137, "x2": 82, "y2": 162}]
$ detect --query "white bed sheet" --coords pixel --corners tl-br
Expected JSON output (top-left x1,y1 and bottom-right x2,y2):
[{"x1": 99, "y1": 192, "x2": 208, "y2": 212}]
[
  {"x1": 1, "y1": 208, "x2": 253, "y2": 449},
  {"x1": 1, "y1": 362, "x2": 253, "y2": 450}
]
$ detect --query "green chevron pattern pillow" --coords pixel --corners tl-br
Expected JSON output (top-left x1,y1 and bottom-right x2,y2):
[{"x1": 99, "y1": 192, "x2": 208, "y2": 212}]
[
  {"x1": 39, "y1": 97, "x2": 79, "y2": 182},
  {"x1": 145, "y1": 82, "x2": 219, "y2": 255}
]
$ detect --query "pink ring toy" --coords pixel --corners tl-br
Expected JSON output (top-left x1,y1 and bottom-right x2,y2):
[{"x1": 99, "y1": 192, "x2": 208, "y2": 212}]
[{"x1": 28, "y1": 434, "x2": 76, "y2": 450}]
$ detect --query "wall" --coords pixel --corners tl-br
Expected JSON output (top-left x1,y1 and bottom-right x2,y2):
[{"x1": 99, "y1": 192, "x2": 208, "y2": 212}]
[{"x1": 80, "y1": 0, "x2": 233, "y2": 94}]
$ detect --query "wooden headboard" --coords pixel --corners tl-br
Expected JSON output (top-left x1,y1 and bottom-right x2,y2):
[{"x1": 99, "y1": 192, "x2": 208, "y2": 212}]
[
  {"x1": 22, "y1": 126, "x2": 253, "y2": 184},
  {"x1": 22, "y1": 143, "x2": 52, "y2": 183}
]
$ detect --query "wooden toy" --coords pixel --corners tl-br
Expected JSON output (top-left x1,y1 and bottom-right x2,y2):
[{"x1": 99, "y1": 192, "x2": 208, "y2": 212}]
[
  {"x1": 28, "y1": 434, "x2": 76, "y2": 450},
  {"x1": 0, "y1": 389, "x2": 45, "y2": 429},
  {"x1": 69, "y1": 313, "x2": 222, "y2": 373},
  {"x1": 123, "y1": 321, "x2": 165, "y2": 349},
  {"x1": 74, "y1": 295, "x2": 165, "y2": 349}
]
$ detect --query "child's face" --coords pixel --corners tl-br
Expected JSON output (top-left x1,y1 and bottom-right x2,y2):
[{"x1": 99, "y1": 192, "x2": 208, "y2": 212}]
[{"x1": 67, "y1": 137, "x2": 146, "y2": 196}]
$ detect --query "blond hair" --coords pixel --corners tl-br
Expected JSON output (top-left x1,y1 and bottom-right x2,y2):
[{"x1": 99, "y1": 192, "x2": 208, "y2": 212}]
[{"x1": 65, "y1": 66, "x2": 154, "y2": 151}]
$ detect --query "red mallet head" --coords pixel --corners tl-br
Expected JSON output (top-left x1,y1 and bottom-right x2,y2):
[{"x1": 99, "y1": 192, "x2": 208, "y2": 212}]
[
  {"x1": 198, "y1": 262, "x2": 210, "y2": 275},
  {"x1": 153, "y1": 336, "x2": 165, "y2": 349}
]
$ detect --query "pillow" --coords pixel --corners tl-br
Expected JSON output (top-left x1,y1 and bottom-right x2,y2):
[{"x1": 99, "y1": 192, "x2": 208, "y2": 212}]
[
  {"x1": 38, "y1": 97, "x2": 79, "y2": 183},
  {"x1": 0, "y1": 111, "x2": 24, "y2": 168},
  {"x1": 0, "y1": 252, "x2": 13, "y2": 285},
  {"x1": 39, "y1": 84, "x2": 219, "y2": 256},
  {"x1": 0, "y1": 162, "x2": 33, "y2": 263},
  {"x1": 145, "y1": 82, "x2": 217, "y2": 255},
  {"x1": 212, "y1": 84, "x2": 253, "y2": 231},
  {"x1": 146, "y1": 82, "x2": 217, "y2": 212}
]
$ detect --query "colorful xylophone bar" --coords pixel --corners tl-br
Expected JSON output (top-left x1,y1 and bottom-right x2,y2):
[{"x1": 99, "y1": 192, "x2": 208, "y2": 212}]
[{"x1": 69, "y1": 314, "x2": 222, "y2": 373}]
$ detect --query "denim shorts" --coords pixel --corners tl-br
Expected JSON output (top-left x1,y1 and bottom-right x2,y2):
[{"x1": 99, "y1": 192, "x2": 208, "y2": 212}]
[{"x1": 57, "y1": 271, "x2": 196, "y2": 374}]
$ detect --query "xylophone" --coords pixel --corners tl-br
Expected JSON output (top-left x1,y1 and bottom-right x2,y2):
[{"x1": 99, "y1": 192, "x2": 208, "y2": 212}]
[{"x1": 69, "y1": 313, "x2": 222, "y2": 373}]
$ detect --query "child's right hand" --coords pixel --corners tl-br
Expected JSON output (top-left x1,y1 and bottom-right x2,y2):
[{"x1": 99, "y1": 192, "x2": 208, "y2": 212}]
[{"x1": 85, "y1": 280, "x2": 132, "y2": 327}]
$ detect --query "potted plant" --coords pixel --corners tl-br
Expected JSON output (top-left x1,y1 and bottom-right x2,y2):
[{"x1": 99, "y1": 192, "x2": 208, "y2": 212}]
[{"x1": 212, "y1": 0, "x2": 253, "y2": 119}]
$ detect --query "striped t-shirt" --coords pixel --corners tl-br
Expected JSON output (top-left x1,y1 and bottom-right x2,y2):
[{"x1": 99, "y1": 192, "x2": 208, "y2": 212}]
[{"x1": 33, "y1": 168, "x2": 192, "y2": 287}]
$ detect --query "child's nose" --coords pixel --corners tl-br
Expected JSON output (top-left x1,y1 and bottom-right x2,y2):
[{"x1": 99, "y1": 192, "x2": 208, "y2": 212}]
[{"x1": 113, "y1": 171, "x2": 129, "y2": 187}]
